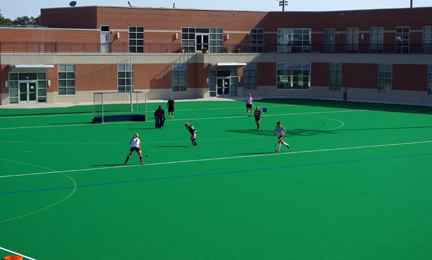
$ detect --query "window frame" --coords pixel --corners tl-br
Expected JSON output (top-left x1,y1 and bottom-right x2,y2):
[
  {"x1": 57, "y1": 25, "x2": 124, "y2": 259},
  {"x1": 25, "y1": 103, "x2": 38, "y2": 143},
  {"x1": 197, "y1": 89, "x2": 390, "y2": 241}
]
[
  {"x1": 370, "y1": 27, "x2": 384, "y2": 53},
  {"x1": 329, "y1": 63, "x2": 342, "y2": 90},
  {"x1": 250, "y1": 28, "x2": 264, "y2": 53},
  {"x1": 172, "y1": 63, "x2": 187, "y2": 92},
  {"x1": 395, "y1": 26, "x2": 410, "y2": 53},
  {"x1": 129, "y1": 26, "x2": 144, "y2": 53},
  {"x1": 244, "y1": 63, "x2": 258, "y2": 90},
  {"x1": 117, "y1": 64, "x2": 134, "y2": 93},
  {"x1": 378, "y1": 64, "x2": 392, "y2": 93},
  {"x1": 346, "y1": 27, "x2": 359, "y2": 53},
  {"x1": 276, "y1": 62, "x2": 311, "y2": 90},
  {"x1": 323, "y1": 28, "x2": 335, "y2": 53},
  {"x1": 58, "y1": 64, "x2": 76, "y2": 96},
  {"x1": 277, "y1": 28, "x2": 311, "y2": 53}
]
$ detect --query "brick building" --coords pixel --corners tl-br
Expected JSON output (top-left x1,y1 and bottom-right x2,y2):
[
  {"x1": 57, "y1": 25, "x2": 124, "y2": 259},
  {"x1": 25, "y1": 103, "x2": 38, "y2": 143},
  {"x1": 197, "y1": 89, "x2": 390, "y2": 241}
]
[{"x1": 0, "y1": 6, "x2": 432, "y2": 105}]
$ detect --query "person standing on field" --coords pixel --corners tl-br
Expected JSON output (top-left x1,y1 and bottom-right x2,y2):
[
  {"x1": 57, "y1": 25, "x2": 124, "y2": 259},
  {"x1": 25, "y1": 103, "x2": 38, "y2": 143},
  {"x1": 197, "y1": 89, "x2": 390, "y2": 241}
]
[
  {"x1": 246, "y1": 93, "x2": 253, "y2": 116},
  {"x1": 167, "y1": 96, "x2": 175, "y2": 118},
  {"x1": 254, "y1": 106, "x2": 263, "y2": 130},
  {"x1": 125, "y1": 133, "x2": 147, "y2": 165}
]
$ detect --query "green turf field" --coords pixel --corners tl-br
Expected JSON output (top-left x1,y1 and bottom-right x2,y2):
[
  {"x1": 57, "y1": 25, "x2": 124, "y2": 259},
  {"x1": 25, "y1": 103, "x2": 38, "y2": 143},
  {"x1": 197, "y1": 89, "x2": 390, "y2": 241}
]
[{"x1": 1, "y1": 98, "x2": 432, "y2": 260}]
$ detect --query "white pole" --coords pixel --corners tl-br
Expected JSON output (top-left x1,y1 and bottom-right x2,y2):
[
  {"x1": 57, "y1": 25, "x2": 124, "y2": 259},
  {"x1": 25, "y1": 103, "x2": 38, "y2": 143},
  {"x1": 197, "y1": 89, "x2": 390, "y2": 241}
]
[
  {"x1": 130, "y1": 53, "x2": 133, "y2": 111},
  {"x1": 102, "y1": 94, "x2": 104, "y2": 124}
]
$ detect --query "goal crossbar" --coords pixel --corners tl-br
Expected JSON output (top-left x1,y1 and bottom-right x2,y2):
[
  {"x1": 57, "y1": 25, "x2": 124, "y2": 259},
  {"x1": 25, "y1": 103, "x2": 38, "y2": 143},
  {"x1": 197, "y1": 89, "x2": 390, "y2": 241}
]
[{"x1": 93, "y1": 91, "x2": 147, "y2": 123}]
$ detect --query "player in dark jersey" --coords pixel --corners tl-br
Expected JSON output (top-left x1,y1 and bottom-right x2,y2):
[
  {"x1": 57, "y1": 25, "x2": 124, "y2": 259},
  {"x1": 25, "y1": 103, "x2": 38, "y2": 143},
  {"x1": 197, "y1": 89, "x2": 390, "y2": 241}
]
[
  {"x1": 254, "y1": 106, "x2": 263, "y2": 130},
  {"x1": 167, "y1": 96, "x2": 175, "y2": 118},
  {"x1": 185, "y1": 115, "x2": 197, "y2": 146}
]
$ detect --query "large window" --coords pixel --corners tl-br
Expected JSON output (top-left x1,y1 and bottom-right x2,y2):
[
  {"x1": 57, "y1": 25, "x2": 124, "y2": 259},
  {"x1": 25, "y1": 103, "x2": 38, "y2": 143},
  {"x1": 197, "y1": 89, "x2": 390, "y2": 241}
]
[
  {"x1": 370, "y1": 27, "x2": 384, "y2": 53},
  {"x1": 395, "y1": 26, "x2": 409, "y2": 53},
  {"x1": 329, "y1": 63, "x2": 342, "y2": 90},
  {"x1": 378, "y1": 64, "x2": 392, "y2": 93},
  {"x1": 277, "y1": 28, "x2": 311, "y2": 53},
  {"x1": 323, "y1": 28, "x2": 335, "y2": 53},
  {"x1": 58, "y1": 64, "x2": 75, "y2": 95},
  {"x1": 244, "y1": 63, "x2": 257, "y2": 90},
  {"x1": 276, "y1": 63, "x2": 311, "y2": 90},
  {"x1": 250, "y1": 28, "x2": 264, "y2": 53},
  {"x1": 346, "y1": 27, "x2": 359, "y2": 53},
  {"x1": 428, "y1": 65, "x2": 432, "y2": 95},
  {"x1": 423, "y1": 26, "x2": 432, "y2": 54},
  {"x1": 129, "y1": 26, "x2": 144, "y2": 53},
  {"x1": 181, "y1": 27, "x2": 223, "y2": 53},
  {"x1": 172, "y1": 63, "x2": 187, "y2": 92},
  {"x1": 117, "y1": 64, "x2": 134, "y2": 92}
]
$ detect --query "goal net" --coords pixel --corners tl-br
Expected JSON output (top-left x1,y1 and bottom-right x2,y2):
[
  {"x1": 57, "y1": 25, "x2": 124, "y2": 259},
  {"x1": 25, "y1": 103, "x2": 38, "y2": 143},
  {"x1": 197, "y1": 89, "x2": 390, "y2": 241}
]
[{"x1": 93, "y1": 92, "x2": 147, "y2": 123}]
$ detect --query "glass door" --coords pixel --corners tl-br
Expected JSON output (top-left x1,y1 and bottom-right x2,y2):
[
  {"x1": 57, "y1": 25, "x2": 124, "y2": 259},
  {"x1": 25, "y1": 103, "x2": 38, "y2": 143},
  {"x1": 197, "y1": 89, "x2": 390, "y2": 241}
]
[
  {"x1": 196, "y1": 34, "x2": 209, "y2": 52},
  {"x1": 216, "y1": 77, "x2": 230, "y2": 96},
  {"x1": 19, "y1": 81, "x2": 37, "y2": 103}
]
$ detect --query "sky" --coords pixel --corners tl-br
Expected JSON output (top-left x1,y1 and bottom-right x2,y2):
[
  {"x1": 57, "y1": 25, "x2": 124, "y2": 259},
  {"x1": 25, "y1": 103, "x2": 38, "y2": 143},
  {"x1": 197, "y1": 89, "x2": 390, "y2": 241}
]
[{"x1": 1, "y1": 0, "x2": 431, "y2": 20}]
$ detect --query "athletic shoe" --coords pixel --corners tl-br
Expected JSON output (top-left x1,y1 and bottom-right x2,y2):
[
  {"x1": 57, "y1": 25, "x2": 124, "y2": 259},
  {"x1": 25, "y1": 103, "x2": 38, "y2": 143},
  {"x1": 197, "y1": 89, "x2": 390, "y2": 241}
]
[
  {"x1": 140, "y1": 162, "x2": 144, "y2": 165},
  {"x1": 275, "y1": 149, "x2": 279, "y2": 153},
  {"x1": 125, "y1": 162, "x2": 128, "y2": 164},
  {"x1": 286, "y1": 144, "x2": 290, "y2": 149}
]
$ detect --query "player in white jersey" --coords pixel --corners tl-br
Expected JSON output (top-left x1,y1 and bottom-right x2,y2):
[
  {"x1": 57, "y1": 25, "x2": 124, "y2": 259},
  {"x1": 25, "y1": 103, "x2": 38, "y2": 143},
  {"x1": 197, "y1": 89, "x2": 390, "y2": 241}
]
[
  {"x1": 274, "y1": 121, "x2": 290, "y2": 153},
  {"x1": 125, "y1": 133, "x2": 147, "y2": 165}
]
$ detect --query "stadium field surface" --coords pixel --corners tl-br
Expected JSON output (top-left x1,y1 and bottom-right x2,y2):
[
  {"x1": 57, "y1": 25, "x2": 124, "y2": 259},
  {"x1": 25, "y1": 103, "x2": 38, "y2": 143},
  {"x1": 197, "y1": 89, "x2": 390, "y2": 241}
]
[{"x1": 1, "y1": 98, "x2": 431, "y2": 260}]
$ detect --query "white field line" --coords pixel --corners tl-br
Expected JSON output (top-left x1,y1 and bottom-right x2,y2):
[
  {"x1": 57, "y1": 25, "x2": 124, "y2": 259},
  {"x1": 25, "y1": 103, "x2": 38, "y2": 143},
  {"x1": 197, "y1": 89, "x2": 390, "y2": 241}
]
[
  {"x1": 1, "y1": 140, "x2": 431, "y2": 179},
  {"x1": 0, "y1": 109, "x2": 357, "y2": 130},
  {"x1": 0, "y1": 246, "x2": 37, "y2": 260},
  {"x1": 0, "y1": 104, "x2": 297, "y2": 120}
]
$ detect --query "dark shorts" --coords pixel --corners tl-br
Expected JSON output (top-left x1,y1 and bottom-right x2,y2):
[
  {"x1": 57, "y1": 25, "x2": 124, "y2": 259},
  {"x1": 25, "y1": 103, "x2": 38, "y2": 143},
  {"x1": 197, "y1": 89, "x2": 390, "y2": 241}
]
[
  {"x1": 246, "y1": 104, "x2": 252, "y2": 109},
  {"x1": 130, "y1": 147, "x2": 140, "y2": 152},
  {"x1": 168, "y1": 108, "x2": 174, "y2": 112},
  {"x1": 255, "y1": 116, "x2": 261, "y2": 120}
]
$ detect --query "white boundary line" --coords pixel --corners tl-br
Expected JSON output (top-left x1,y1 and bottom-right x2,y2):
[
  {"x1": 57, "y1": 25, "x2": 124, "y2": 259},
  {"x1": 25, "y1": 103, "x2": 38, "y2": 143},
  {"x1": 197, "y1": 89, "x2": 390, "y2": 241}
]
[
  {"x1": 0, "y1": 246, "x2": 36, "y2": 260},
  {"x1": 1, "y1": 140, "x2": 431, "y2": 179},
  {"x1": 0, "y1": 110, "x2": 357, "y2": 130},
  {"x1": 0, "y1": 104, "x2": 303, "y2": 120}
]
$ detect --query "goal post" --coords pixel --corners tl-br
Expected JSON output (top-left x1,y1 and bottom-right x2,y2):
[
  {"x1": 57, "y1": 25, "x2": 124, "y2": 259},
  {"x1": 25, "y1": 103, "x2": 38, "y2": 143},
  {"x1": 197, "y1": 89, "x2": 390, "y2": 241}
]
[{"x1": 93, "y1": 91, "x2": 147, "y2": 123}]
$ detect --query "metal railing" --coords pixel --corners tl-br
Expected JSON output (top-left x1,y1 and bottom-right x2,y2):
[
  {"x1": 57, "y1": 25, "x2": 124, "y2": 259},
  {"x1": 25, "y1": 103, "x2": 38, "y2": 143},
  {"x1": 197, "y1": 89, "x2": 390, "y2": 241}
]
[{"x1": 0, "y1": 41, "x2": 431, "y2": 54}]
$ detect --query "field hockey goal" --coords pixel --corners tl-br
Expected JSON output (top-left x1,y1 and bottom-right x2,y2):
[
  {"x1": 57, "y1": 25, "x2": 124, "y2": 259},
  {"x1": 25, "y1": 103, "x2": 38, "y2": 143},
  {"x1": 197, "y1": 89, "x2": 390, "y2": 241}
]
[{"x1": 93, "y1": 91, "x2": 147, "y2": 123}]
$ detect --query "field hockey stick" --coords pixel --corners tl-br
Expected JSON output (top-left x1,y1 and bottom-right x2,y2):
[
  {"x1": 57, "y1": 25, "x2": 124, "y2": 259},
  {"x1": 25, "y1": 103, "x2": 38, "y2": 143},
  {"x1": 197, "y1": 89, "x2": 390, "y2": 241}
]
[{"x1": 188, "y1": 114, "x2": 195, "y2": 124}]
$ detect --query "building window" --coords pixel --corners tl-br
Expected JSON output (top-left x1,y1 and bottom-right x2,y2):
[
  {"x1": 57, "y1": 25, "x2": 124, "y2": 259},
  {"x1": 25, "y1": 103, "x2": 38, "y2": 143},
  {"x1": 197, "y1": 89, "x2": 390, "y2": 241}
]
[
  {"x1": 329, "y1": 63, "x2": 342, "y2": 90},
  {"x1": 370, "y1": 27, "x2": 384, "y2": 53},
  {"x1": 378, "y1": 64, "x2": 392, "y2": 93},
  {"x1": 250, "y1": 28, "x2": 264, "y2": 53},
  {"x1": 117, "y1": 64, "x2": 134, "y2": 92},
  {"x1": 58, "y1": 64, "x2": 75, "y2": 95},
  {"x1": 423, "y1": 26, "x2": 432, "y2": 54},
  {"x1": 277, "y1": 28, "x2": 311, "y2": 53},
  {"x1": 181, "y1": 27, "x2": 223, "y2": 53},
  {"x1": 276, "y1": 62, "x2": 311, "y2": 90},
  {"x1": 129, "y1": 26, "x2": 144, "y2": 53},
  {"x1": 172, "y1": 63, "x2": 187, "y2": 92},
  {"x1": 428, "y1": 65, "x2": 432, "y2": 95},
  {"x1": 323, "y1": 28, "x2": 335, "y2": 53},
  {"x1": 346, "y1": 27, "x2": 359, "y2": 53},
  {"x1": 244, "y1": 63, "x2": 257, "y2": 90},
  {"x1": 395, "y1": 26, "x2": 409, "y2": 53}
]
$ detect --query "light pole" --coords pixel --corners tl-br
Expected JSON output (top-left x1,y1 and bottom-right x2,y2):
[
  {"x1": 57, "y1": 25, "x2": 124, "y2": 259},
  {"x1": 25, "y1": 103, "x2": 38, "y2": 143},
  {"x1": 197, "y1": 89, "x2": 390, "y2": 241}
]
[{"x1": 277, "y1": 0, "x2": 288, "y2": 11}]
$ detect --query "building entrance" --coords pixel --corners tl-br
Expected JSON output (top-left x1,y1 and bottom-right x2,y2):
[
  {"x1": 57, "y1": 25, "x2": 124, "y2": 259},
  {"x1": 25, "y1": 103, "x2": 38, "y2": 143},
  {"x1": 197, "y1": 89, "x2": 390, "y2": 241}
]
[
  {"x1": 19, "y1": 81, "x2": 37, "y2": 104},
  {"x1": 217, "y1": 77, "x2": 230, "y2": 96}
]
